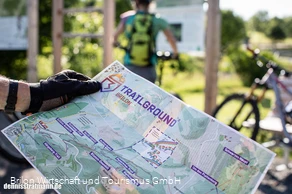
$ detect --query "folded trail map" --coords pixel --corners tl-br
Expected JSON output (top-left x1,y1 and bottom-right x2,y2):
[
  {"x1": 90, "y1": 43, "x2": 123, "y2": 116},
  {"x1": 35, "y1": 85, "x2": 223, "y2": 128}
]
[{"x1": 3, "y1": 61, "x2": 275, "y2": 194}]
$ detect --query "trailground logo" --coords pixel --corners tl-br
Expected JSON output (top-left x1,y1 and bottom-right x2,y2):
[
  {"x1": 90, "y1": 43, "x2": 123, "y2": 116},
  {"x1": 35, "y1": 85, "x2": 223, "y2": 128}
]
[
  {"x1": 100, "y1": 73, "x2": 178, "y2": 127},
  {"x1": 101, "y1": 74, "x2": 125, "y2": 92}
]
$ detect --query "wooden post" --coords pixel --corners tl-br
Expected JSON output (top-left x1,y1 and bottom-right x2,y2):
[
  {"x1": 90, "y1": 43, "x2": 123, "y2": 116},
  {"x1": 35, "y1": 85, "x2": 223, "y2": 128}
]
[
  {"x1": 27, "y1": 0, "x2": 38, "y2": 82},
  {"x1": 103, "y1": 0, "x2": 115, "y2": 68},
  {"x1": 204, "y1": 0, "x2": 221, "y2": 114},
  {"x1": 52, "y1": 0, "x2": 63, "y2": 74}
]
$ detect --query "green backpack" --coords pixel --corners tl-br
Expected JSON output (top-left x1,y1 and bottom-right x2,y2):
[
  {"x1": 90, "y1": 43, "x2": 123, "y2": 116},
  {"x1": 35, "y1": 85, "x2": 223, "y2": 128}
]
[{"x1": 127, "y1": 13, "x2": 154, "y2": 66}]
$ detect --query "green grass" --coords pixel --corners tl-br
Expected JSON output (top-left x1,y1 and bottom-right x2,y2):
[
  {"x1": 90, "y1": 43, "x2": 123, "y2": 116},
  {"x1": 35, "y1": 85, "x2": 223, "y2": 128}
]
[
  {"x1": 160, "y1": 68, "x2": 274, "y2": 117},
  {"x1": 248, "y1": 31, "x2": 272, "y2": 45},
  {"x1": 248, "y1": 31, "x2": 292, "y2": 45}
]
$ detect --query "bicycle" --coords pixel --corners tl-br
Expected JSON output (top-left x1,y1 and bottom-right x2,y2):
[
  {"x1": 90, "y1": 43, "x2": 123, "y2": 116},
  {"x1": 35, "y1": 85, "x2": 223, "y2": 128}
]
[
  {"x1": 212, "y1": 46, "x2": 292, "y2": 144},
  {"x1": 114, "y1": 42, "x2": 183, "y2": 100}
]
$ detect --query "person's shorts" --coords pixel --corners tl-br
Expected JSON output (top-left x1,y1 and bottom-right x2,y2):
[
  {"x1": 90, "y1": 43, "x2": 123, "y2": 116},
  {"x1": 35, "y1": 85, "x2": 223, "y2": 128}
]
[{"x1": 125, "y1": 65, "x2": 156, "y2": 83}]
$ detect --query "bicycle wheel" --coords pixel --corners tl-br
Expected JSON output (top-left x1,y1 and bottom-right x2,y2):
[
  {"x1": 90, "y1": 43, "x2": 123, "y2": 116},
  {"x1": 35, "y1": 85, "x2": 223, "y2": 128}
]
[
  {"x1": 0, "y1": 111, "x2": 29, "y2": 164},
  {"x1": 212, "y1": 93, "x2": 260, "y2": 141}
]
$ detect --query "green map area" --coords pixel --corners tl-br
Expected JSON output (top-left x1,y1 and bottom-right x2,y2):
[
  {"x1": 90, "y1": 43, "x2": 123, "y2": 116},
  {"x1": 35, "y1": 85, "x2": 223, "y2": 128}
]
[{"x1": 3, "y1": 61, "x2": 275, "y2": 194}]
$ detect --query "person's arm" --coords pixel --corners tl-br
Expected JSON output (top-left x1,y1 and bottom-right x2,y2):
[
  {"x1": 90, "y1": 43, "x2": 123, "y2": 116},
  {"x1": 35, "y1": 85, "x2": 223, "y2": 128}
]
[
  {"x1": 163, "y1": 28, "x2": 178, "y2": 57},
  {"x1": 113, "y1": 21, "x2": 125, "y2": 45},
  {"x1": 0, "y1": 70, "x2": 101, "y2": 113},
  {"x1": 0, "y1": 76, "x2": 30, "y2": 112},
  {"x1": 0, "y1": 76, "x2": 10, "y2": 110},
  {"x1": 114, "y1": 11, "x2": 135, "y2": 44}
]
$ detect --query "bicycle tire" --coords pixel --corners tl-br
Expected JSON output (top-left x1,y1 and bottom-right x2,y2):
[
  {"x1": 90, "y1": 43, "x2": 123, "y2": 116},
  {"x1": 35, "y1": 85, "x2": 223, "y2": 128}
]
[
  {"x1": 0, "y1": 111, "x2": 29, "y2": 165},
  {"x1": 212, "y1": 93, "x2": 260, "y2": 141},
  {"x1": 0, "y1": 143, "x2": 29, "y2": 165}
]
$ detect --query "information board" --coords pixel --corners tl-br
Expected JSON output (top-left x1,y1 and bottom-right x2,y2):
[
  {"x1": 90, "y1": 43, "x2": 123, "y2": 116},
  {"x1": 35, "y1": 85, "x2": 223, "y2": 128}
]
[{"x1": 0, "y1": 0, "x2": 27, "y2": 50}]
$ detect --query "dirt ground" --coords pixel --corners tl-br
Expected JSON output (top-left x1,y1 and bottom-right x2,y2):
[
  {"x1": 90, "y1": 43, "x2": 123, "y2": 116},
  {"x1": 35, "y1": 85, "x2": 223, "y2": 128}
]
[
  {"x1": 256, "y1": 157, "x2": 292, "y2": 194},
  {"x1": 0, "y1": 155, "x2": 291, "y2": 194}
]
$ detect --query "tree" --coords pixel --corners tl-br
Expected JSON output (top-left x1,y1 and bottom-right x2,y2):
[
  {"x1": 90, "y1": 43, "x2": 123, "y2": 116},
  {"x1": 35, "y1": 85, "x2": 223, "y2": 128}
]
[
  {"x1": 247, "y1": 11, "x2": 269, "y2": 32},
  {"x1": 266, "y1": 17, "x2": 286, "y2": 42},
  {"x1": 268, "y1": 25, "x2": 286, "y2": 41},
  {"x1": 0, "y1": 0, "x2": 27, "y2": 79},
  {"x1": 221, "y1": 10, "x2": 246, "y2": 53},
  {"x1": 283, "y1": 16, "x2": 292, "y2": 38},
  {"x1": 0, "y1": 0, "x2": 79, "y2": 80},
  {"x1": 115, "y1": 0, "x2": 132, "y2": 25}
]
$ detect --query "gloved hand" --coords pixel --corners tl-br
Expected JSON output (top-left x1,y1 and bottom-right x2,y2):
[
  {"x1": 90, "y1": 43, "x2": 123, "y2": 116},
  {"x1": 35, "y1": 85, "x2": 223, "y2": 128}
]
[{"x1": 24, "y1": 70, "x2": 101, "y2": 113}]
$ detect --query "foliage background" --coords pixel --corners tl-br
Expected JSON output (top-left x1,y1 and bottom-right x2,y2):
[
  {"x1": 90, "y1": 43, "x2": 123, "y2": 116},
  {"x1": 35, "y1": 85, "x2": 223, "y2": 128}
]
[
  {"x1": 0, "y1": 0, "x2": 132, "y2": 80},
  {"x1": 0, "y1": 1, "x2": 291, "y2": 87},
  {"x1": 0, "y1": 1, "x2": 292, "y2": 150}
]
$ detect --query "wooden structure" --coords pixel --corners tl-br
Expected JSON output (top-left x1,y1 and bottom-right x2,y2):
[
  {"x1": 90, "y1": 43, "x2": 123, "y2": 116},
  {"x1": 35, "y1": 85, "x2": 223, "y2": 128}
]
[
  {"x1": 27, "y1": 0, "x2": 38, "y2": 82},
  {"x1": 204, "y1": 0, "x2": 221, "y2": 114},
  {"x1": 103, "y1": 0, "x2": 115, "y2": 69},
  {"x1": 52, "y1": 0, "x2": 115, "y2": 74},
  {"x1": 52, "y1": 0, "x2": 63, "y2": 74}
]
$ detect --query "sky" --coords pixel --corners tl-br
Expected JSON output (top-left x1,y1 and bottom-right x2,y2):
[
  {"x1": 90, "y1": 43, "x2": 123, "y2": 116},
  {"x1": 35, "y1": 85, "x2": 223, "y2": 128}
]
[{"x1": 220, "y1": 0, "x2": 292, "y2": 20}]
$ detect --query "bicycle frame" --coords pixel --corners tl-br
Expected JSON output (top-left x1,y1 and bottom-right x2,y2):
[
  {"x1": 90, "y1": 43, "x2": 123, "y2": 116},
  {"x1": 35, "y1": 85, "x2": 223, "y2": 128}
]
[
  {"x1": 261, "y1": 68, "x2": 292, "y2": 142},
  {"x1": 227, "y1": 75, "x2": 268, "y2": 133},
  {"x1": 246, "y1": 79, "x2": 268, "y2": 103},
  {"x1": 156, "y1": 51, "x2": 177, "y2": 87}
]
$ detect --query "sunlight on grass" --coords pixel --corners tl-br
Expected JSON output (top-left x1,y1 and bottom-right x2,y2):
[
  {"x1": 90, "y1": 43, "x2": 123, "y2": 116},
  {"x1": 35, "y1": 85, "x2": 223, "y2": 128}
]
[
  {"x1": 161, "y1": 69, "x2": 275, "y2": 118},
  {"x1": 248, "y1": 31, "x2": 272, "y2": 45},
  {"x1": 159, "y1": 66, "x2": 278, "y2": 146}
]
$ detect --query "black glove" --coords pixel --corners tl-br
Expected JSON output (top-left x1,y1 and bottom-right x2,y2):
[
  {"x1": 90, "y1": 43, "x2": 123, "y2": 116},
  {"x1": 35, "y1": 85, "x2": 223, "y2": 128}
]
[{"x1": 24, "y1": 70, "x2": 101, "y2": 113}]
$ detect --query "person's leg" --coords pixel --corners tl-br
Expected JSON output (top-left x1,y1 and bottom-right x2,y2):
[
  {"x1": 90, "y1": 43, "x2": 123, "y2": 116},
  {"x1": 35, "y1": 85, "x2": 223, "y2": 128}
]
[{"x1": 126, "y1": 66, "x2": 156, "y2": 83}]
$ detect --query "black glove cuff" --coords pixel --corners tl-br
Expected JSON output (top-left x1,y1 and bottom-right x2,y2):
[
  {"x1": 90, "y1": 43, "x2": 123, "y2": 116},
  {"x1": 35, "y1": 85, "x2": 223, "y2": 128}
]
[{"x1": 22, "y1": 83, "x2": 44, "y2": 114}]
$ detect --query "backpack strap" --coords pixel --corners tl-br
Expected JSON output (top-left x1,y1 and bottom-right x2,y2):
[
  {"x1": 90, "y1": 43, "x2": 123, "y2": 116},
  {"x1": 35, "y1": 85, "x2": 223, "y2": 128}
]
[{"x1": 128, "y1": 13, "x2": 153, "y2": 39}]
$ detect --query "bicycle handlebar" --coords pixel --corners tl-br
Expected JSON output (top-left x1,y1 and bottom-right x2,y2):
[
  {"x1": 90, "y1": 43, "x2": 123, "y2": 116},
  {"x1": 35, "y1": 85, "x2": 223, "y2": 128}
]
[
  {"x1": 156, "y1": 51, "x2": 179, "y2": 61},
  {"x1": 114, "y1": 42, "x2": 179, "y2": 61},
  {"x1": 246, "y1": 44, "x2": 291, "y2": 77}
]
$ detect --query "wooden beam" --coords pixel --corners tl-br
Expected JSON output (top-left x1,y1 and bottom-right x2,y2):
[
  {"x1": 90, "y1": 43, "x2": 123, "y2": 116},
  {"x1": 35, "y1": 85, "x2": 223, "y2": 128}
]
[
  {"x1": 103, "y1": 0, "x2": 115, "y2": 68},
  {"x1": 204, "y1": 0, "x2": 221, "y2": 114},
  {"x1": 27, "y1": 0, "x2": 38, "y2": 82},
  {"x1": 63, "y1": 7, "x2": 103, "y2": 14},
  {"x1": 63, "y1": 33, "x2": 103, "y2": 39},
  {"x1": 52, "y1": 0, "x2": 63, "y2": 74}
]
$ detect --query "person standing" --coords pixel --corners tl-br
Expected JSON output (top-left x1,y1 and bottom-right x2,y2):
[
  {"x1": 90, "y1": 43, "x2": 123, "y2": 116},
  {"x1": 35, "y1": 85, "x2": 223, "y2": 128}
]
[{"x1": 114, "y1": 0, "x2": 178, "y2": 83}]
